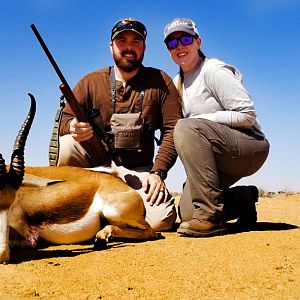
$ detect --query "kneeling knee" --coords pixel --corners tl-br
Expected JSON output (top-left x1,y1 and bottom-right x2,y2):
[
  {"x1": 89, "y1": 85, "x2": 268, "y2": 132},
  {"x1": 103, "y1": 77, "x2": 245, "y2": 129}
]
[{"x1": 146, "y1": 206, "x2": 177, "y2": 232}]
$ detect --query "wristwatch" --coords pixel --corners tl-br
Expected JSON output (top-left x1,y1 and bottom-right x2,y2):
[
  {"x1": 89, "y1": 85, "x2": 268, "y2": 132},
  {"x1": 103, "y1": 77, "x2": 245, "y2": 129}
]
[{"x1": 150, "y1": 170, "x2": 167, "y2": 180}]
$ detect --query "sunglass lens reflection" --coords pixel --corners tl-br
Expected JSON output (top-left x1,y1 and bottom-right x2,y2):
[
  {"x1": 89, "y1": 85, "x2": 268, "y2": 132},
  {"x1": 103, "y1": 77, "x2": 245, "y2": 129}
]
[
  {"x1": 180, "y1": 36, "x2": 193, "y2": 46},
  {"x1": 167, "y1": 39, "x2": 178, "y2": 50}
]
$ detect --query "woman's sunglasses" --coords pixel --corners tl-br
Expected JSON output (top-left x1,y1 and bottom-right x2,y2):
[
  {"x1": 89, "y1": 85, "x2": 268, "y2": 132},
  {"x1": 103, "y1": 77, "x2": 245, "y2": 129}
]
[{"x1": 165, "y1": 35, "x2": 194, "y2": 50}]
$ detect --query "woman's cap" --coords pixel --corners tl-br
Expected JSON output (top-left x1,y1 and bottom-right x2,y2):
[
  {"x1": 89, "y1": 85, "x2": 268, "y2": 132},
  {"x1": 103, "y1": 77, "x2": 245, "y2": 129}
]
[
  {"x1": 111, "y1": 18, "x2": 147, "y2": 40},
  {"x1": 164, "y1": 18, "x2": 199, "y2": 41}
]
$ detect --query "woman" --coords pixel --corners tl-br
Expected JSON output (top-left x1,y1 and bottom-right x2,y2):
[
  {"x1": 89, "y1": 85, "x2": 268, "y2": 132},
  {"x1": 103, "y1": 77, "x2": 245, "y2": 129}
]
[{"x1": 163, "y1": 18, "x2": 270, "y2": 237}]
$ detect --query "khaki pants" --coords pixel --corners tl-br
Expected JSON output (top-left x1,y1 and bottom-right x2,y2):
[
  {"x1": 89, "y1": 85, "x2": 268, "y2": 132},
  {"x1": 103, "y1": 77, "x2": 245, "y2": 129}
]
[
  {"x1": 58, "y1": 135, "x2": 177, "y2": 231},
  {"x1": 174, "y1": 118, "x2": 270, "y2": 223}
]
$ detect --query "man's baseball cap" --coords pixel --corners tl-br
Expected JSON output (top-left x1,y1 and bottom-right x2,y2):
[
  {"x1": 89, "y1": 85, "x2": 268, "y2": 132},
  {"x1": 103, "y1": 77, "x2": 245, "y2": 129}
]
[
  {"x1": 111, "y1": 18, "x2": 147, "y2": 40},
  {"x1": 164, "y1": 18, "x2": 199, "y2": 41}
]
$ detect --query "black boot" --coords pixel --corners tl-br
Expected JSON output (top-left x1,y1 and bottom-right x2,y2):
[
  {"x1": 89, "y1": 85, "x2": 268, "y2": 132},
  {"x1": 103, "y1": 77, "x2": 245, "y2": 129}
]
[{"x1": 223, "y1": 185, "x2": 259, "y2": 228}]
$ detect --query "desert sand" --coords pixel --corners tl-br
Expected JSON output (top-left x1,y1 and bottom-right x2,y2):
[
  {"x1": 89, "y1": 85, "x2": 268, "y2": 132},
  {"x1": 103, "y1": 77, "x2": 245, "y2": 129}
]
[{"x1": 1, "y1": 193, "x2": 299, "y2": 300}]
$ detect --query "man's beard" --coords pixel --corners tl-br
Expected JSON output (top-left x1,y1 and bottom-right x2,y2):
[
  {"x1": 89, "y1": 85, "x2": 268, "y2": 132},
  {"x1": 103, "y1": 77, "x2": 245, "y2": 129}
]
[{"x1": 113, "y1": 51, "x2": 144, "y2": 72}]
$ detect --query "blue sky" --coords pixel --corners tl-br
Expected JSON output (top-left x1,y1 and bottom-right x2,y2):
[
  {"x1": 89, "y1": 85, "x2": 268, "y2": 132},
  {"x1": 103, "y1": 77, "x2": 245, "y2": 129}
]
[{"x1": 0, "y1": 0, "x2": 299, "y2": 192}]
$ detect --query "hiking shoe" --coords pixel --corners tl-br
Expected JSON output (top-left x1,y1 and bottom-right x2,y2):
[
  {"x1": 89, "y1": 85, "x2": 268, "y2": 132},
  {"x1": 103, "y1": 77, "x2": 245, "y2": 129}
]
[{"x1": 177, "y1": 218, "x2": 227, "y2": 237}]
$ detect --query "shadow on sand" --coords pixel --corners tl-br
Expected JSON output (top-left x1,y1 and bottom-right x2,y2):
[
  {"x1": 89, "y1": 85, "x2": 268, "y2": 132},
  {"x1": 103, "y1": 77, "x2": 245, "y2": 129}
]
[
  {"x1": 172, "y1": 220, "x2": 299, "y2": 236},
  {"x1": 10, "y1": 246, "x2": 94, "y2": 264},
  {"x1": 9, "y1": 237, "x2": 161, "y2": 264},
  {"x1": 227, "y1": 221, "x2": 299, "y2": 234}
]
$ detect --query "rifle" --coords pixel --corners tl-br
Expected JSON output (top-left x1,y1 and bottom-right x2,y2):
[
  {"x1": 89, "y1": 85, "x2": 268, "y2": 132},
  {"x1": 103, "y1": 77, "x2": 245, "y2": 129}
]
[{"x1": 30, "y1": 24, "x2": 118, "y2": 166}]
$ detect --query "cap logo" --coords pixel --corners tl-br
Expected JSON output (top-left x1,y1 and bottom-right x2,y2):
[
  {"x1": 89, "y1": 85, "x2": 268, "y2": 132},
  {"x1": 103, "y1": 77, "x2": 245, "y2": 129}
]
[{"x1": 170, "y1": 20, "x2": 193, "y2": 28}]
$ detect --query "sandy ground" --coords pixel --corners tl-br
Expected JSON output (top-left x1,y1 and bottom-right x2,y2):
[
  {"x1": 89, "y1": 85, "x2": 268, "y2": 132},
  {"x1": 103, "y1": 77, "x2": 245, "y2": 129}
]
[{"x1": 1, "y1": 193, "x2": 299, "y2": 300}]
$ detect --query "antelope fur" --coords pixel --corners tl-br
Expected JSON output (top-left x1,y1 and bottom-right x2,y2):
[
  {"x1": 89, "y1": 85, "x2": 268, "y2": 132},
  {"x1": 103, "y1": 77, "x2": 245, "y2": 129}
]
[{"x1": 9, "y1": 166, "x2": 158, "y2": 248}]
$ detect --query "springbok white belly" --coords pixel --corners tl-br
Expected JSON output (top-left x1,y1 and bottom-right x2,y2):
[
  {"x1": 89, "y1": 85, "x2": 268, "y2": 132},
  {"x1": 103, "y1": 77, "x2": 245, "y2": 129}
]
[{"x1": 39, "y1": 194, "x2": 103, "y2": 244}]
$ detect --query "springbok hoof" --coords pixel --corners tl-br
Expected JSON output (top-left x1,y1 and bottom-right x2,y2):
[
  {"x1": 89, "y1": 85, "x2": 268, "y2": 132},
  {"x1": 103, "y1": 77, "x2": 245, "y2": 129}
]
[
  {"x1": 93, "y1": 238, "x2": 107, "y2": 250},
  {"x1": 0, "y1": 249, "x2": 10, "y2": 264}
]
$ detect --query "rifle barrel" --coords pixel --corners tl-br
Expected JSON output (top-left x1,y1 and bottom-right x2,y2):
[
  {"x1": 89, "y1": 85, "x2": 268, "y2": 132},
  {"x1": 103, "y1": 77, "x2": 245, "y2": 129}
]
[{"x1": 30, "y1": 24, "x2": 69, "y2": 88}]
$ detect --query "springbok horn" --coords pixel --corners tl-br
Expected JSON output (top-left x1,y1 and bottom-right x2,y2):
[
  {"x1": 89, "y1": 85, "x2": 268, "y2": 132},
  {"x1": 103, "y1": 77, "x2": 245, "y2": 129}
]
[
  {"x1": 0, "y1": 154, "x2": 7, "y2": 190},
  {"x1": 8, "y1": 93, "x2": 36, "y2": 190}
]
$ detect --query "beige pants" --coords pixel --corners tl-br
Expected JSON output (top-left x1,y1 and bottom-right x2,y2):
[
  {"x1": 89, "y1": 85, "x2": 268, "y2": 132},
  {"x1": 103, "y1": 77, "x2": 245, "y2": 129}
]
[
  {"x1": 174, "y1": 118, "x2": 270, "y2": 223},
  {"x1": 58, "y1": 135, "x2": 177, "y2": 231}
]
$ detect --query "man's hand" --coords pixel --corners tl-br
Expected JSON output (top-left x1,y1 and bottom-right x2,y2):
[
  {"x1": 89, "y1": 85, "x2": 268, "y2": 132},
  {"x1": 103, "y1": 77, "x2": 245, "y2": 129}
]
[
  {"x1": 69, "y1": 118, "x2": 93, "y2": 142},
  {"x1": 142, "y1": 173, "x2": 168, "y2": 206}
]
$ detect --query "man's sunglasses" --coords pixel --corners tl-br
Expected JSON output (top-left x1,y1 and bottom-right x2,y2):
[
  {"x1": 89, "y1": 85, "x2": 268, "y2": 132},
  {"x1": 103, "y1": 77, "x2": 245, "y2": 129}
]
[{"x1": 165, "y1": 35, "x2": 194, "y2": 50}]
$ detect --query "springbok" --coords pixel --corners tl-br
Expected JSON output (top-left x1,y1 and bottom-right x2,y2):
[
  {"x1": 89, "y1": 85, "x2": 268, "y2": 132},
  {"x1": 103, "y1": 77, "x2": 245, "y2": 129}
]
[{"x1": 1, "y1": 95, "x2": 158, "y2": 264}]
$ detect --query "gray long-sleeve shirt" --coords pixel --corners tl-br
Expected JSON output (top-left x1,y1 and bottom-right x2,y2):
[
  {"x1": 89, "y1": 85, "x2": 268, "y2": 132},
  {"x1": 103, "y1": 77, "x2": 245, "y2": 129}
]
[{"x1": 173, "y1": 57, "x2": 264, "y2": 136}]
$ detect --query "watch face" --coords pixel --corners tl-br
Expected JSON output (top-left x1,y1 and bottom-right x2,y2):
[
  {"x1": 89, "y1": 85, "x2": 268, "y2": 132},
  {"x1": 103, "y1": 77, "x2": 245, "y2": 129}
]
[
  {"x1": 159, "y1": 171, "x2": 167, "y2": 180},
  {"x1": 151, "y1": 171, "x2": 167, "y2": 180}
]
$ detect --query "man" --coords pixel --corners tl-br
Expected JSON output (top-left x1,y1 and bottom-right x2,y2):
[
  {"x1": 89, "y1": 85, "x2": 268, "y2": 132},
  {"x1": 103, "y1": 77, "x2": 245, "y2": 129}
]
[{"x1": 58, "y1": 18, "x2": 183, "y2": 231}]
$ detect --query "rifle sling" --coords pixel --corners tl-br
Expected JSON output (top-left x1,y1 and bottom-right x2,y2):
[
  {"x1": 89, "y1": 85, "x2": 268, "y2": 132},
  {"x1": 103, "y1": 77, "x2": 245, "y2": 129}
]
[{"x1": 49, "y1": 96, "x2": 65, "y2": 166}]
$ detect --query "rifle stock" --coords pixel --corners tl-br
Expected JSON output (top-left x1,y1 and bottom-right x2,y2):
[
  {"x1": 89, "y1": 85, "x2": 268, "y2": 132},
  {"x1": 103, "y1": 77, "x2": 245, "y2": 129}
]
[
  {"x1": 59, "y1": 84, "x2": 86, "y2": 122},
  {"x1": 31, "y1": 24, "x2": 112, "y2": 166}
]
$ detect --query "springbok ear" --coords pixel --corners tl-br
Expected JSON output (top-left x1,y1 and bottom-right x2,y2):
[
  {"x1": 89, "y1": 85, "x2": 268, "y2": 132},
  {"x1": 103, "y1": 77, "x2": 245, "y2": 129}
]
[{"x1": 8, "y1": 93, "x2": 36, "y2": 190}]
